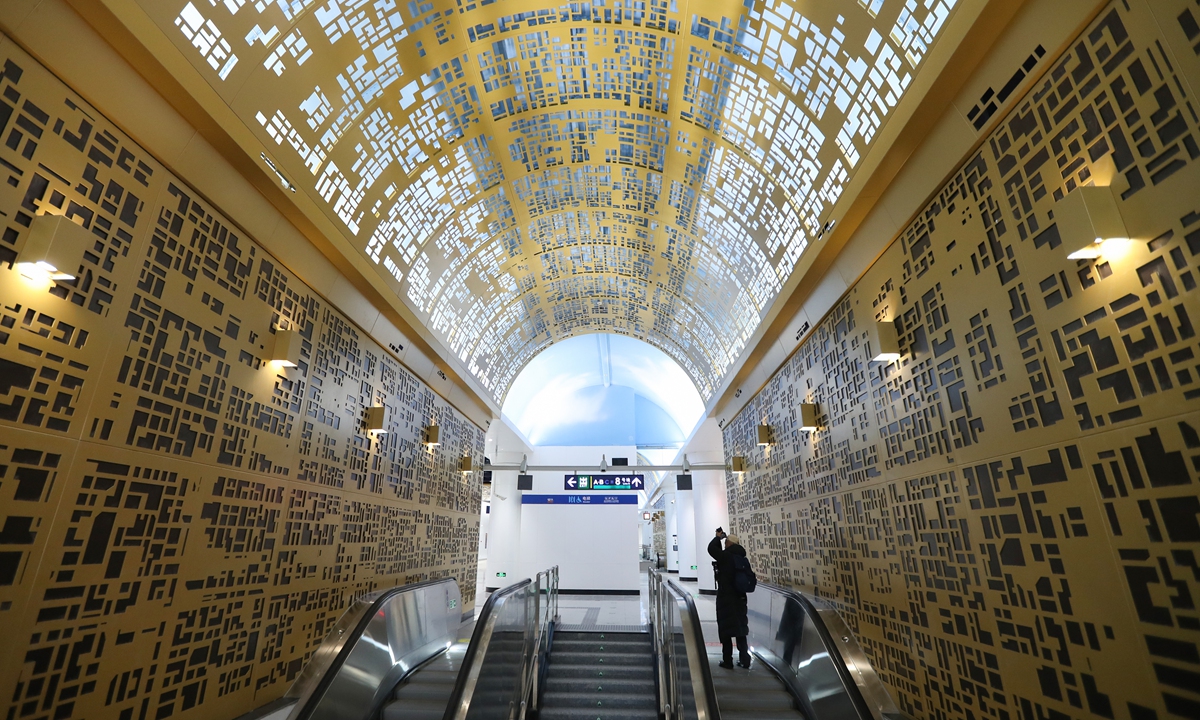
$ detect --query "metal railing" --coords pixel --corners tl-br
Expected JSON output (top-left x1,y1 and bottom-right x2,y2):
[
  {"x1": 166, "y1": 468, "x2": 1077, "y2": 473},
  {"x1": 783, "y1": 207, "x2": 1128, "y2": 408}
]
[
  {"x1": 745, "y1": 582, "x2": 910, "y2": 720},
  {"x1": 649, "y1": 569, "x2": 721, "y2": 720},
  {"x1": 283, "y1": 578, "x2": 463, "y2": 720},
  {"x1": 443, "y1": 566, "x2": 559, "y2": 720}
]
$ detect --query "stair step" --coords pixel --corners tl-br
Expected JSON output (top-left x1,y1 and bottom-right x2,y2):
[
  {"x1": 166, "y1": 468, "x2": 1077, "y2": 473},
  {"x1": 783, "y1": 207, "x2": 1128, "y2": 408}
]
[
  {"x1": 537, "y1": 709, "x2": 658, "y2": 720},
  {"x1": 543, "y1": 664, "x2": 652, "y2": 680},
  {"x1": 541, "y1": 691, "x2": 656, "y2": 709},
  {"x1": 544, "y1": 676, "x2": 656, "y2": 693},
  {"x1": 551, "y1": 651, "x2": 653, "y2": 666}
]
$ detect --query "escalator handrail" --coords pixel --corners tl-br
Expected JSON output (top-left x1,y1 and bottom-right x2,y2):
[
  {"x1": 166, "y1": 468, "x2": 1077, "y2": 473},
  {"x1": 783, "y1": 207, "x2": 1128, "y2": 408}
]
[
  {"x1": 664, "y1": 575, "x2": 723, "y2": 720},
  {"x1": 650, "y1": 569, "x2": 721, "y2": 720},
  {"x1": 285, "y1": 577, "x2": 460, "y2": 720},
  {"x1": 441, "y1": 577, "x2": 533, "y2": 720},
  {"x1": 755, "y1": 581, "x2": 905, "y2": 720}
]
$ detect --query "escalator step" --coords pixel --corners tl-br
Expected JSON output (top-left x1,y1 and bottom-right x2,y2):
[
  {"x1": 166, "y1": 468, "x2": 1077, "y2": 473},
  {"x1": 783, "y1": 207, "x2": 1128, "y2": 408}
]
[
  {"x1": 541, "y1": 691, "x2": 657, "y2": 709},
  {"x1": 537, "y1": 708, "x2": 659, "y2": 720},
  {"x1": 543, "y1": 676, "x2": 655, "y2": 694},
  {"x1": 541, "y1": 664, "x2": 650, "y2": 680},
  {"x1": 381, "y1": 698, "x2": 446, "y2": 720}
]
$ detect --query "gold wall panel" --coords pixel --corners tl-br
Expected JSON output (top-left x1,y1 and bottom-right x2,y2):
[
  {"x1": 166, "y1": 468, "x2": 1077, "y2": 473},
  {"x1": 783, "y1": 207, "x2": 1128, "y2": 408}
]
[
  {"x1": 128, "y1": 0, "x2": 966, "y2": 403},
  {"x1": 0, "y1": 37, "x2": 483, "y2": 720},
  {"x1": 723, "y1": 2, "x2": 1200, "y2": 718}
]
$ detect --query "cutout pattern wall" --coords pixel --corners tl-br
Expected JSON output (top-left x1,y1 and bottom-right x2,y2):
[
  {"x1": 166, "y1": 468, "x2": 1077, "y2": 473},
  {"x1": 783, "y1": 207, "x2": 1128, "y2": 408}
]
[
  {"x1": 0, "y1": 39, "x2": 483, "y2": 720},
  {"x1": 130, "y1": 0, "x2": 965, "y2": 403},
  {"x1": 723, "y1": 2, "x2": 1200, "y2": 719}
]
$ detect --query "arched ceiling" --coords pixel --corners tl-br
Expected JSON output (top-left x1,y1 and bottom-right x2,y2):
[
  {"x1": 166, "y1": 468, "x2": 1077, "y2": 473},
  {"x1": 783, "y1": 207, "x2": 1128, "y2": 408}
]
[{"x1": 135, "y1": 0, "x2": 962, "y2": 403}]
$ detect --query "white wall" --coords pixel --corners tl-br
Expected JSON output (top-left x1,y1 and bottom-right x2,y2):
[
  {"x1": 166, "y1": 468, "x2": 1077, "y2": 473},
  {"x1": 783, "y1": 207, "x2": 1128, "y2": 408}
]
[
  {"x1": 677, "y1": 489, "x2": 697, "y2": 580},
  {"x1": 682, "y1": 419, "x2": 728, "y2": 592},
  {"x1": 515, "y1": 445, "x2": 642, "y2": 592}
]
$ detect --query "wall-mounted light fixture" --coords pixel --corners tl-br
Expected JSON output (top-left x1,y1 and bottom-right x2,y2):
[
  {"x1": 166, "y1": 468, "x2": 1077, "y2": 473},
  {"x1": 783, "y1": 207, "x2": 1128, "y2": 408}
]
[
  {"x1": 800, "y1": 403, "x2": 820, "y2": 431},
  {"x1": 17, "y1": 215, "x2": 88, "y2": 281},
  {"x1": 873, "y1": 321, "x2": 902, "y2": 362},
  {"x1": 643, "y1": 511, "x2": 652, "y2": 520},
  {"x1": 365, "y1": 406, "x2": 388, "y2": 433},
  {"x1": 423, "y1": 424, "x2": 440, "y2": 446},
  {"x1": 270, "y1": 329, "x2": 302, "y2": 368},
  {"x1": 459, "y1": 456, "x2": 473, "y2": 473},
  {"x1": 756, "y1": 424, "x2": 774, "y2": 446},
  {"x1": 730, "y1": 456, "x2": 747, "y2": 474},
  {"x1": 1054, "y1": 185, "x2": 1128, "y2": 260}
]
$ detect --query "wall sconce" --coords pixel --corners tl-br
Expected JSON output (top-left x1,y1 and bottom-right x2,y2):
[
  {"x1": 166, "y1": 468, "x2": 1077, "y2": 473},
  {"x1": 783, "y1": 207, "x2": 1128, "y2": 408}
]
[
  {"x1": 1054, "y1": 186, "x2": 1128, "y2": 260},
  {"x1": 365, "y1": 406, "x2": 388, "y2": 433},
  {"x1": 424, "y1": 424, "x2": 440, "y2": 446},
  {"x1": 643, "y1": 512, "x2": 652, "y2": 520},
  {"x1": 800, "y1": 403, "x2": 820, "y2": 431},
  {"x1": 17, "y1": 215, "x2": 88, "y2": 281},
  {"x1": 270, "y1": 329, "x2": 302, "y2": 368},
  {"x1": 459, "y1": 456, "x2": 473, "y2": 473},
  {"x1": 756, "y1": 424, "x2": 774, "y2": 446},
  {"x1": 730, "y1": 456, "x2": 747, "y2": 473},
  {"x1": 873, "y1": 321, "x2": 902, "y2": 362}
]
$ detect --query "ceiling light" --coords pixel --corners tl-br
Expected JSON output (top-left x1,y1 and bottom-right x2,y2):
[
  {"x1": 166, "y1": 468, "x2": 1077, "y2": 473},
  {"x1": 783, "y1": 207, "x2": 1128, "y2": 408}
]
[
  {"x1": 365, "y1": 406, "x2": 388, "y2": 433},
  {"x1": 424, "y1": 424, "x2": 440, "y2": 446},
  {"x1": 17, "y1": 215, "x2": 88, "y2": 281},
  {"x1": 800, "y1": 403, "x2": 820, "y2": 431},
  {"x1": 873, "y1": 321, "x2": 902, "y2": 362},
  {"x1": 756, "y1": 424, "x2": 774, "y2": 446},
  {"x1": 1054, "y1": 186, "x2": 1128, "y2": 260},
  {"x1": 271, "y1": 329, "x2": 302, "y2": 368}
]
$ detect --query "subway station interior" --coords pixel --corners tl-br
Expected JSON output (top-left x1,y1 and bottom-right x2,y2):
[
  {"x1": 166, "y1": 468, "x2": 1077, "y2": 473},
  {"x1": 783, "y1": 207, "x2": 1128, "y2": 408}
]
[{"x1": 0, "y1": 0, "x2": 1198, "y2": 719}]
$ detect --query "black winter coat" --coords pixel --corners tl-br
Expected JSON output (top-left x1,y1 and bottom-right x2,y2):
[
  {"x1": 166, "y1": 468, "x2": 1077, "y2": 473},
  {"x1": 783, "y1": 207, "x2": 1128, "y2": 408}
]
[{"x1": 707, "y1": 536, "x2": 749, "y2": 637}]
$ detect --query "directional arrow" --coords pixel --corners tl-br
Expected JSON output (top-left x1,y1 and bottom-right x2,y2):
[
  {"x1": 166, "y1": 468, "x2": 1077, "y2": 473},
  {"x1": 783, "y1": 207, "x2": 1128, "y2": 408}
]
[
  {"x1": 631, "y1": 478, "x2": 643, "y2": 489},
  {"x1": 568, "y1": 478, "x2": 577, "y2": 488}
]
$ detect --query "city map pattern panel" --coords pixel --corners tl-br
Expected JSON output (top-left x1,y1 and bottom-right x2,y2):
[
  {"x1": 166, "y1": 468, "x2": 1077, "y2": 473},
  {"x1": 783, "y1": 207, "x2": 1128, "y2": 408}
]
[
  {"x1": 0, "y1": 39, "x2": 483, "y2": 720},
  {"x1": 724, "y1": 2, "x2": 1200, "y2": 719}
]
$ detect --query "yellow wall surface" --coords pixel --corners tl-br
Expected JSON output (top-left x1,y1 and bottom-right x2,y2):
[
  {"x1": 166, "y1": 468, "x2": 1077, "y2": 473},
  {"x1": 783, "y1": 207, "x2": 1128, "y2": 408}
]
[
  {"x1": 0, "y1": 35, "x2": 483, "y2": 720},
  {"x1": 723, "y1": 1, "x2": 1200, "y2": 718}
]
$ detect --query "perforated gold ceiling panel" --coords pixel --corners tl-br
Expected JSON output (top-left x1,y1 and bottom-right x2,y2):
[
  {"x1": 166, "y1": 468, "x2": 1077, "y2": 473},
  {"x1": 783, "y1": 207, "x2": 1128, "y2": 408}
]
[{"x1": 136, "y1": 0, "x2": 962, "y2": 402}]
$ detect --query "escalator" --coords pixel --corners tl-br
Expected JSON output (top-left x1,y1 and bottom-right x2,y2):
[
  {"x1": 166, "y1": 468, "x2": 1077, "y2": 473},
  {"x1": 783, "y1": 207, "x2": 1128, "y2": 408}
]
[
  {"x1": 264, "y1": 567, "x2": 558, "y2": 720},
  {"x1": 648, "y1": 569, "x2": 910, "y2": 720},
  {"x1": 263, "y1": 567, "x2": 903, "y2": 720}
]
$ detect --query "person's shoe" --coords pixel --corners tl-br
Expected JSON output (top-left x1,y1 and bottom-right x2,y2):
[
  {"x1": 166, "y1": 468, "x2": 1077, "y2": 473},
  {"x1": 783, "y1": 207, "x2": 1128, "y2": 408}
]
[
  {"x1": 718, "y1": 660, "x2": 734, "y2": 669},
  {"x1": 737, "y1": 659, "x2": 752, "y2": 669}
]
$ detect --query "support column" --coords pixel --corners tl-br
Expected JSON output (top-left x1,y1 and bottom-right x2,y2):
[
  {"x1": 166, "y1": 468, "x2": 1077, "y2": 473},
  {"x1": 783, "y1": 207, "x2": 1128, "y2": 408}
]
[
  {"x1": 677, "y1": 487, "x2": 697, "y2": 581},
  {"x1": 664, "y1": 492, "x2": 679, "y2": 573},
  {"x1": 692, "y1": 469, "x2": 729, "y2": 593},
  {"x1": 484, "y1": 471, "x2": 522, "y2": 591}
]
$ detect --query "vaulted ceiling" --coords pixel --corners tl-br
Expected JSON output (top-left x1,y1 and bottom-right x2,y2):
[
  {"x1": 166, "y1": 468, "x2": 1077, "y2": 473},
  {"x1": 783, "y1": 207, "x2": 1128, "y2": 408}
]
[{"x1": 130, "y1": 0, "x2": 963, "y2": 404}]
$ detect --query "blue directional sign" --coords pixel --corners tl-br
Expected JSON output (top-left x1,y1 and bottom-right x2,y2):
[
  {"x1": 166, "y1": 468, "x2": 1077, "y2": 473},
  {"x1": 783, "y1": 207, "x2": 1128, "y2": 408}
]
[
  {"x1": 563, "y1": 474, "x2": 644, "y2": 491},
  {"x1": 522, "y1": 494, "x2": 639, "y2": 505}
]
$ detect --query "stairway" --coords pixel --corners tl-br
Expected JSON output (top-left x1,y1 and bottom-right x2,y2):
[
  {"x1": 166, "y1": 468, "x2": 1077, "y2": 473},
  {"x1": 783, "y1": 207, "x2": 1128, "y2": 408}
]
[
  {"x1": 707, "y1": 651, "x2": 806, "y2": 719},
  {"x1": 539, "y1": 631, "x2": 658, "y2": 720},
  {"x1": 382, "y1": 642, "x2": 467, "y2": 720}
]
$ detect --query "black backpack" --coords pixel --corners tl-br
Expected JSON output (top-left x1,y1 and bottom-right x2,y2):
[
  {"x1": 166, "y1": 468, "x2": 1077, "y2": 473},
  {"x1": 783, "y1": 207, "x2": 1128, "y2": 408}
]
[{"x1": 732, "y1": 554, "x2": 757, "y2": 593}]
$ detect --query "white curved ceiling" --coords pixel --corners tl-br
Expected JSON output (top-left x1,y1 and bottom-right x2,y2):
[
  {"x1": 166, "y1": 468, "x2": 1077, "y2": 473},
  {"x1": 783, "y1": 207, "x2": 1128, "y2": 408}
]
[
  {"x1": 502, "y1": 333, "x2": 704, "y2": 446},
  {"x1": 140, "y1": 0, "x2": 962, "y2": 403}
]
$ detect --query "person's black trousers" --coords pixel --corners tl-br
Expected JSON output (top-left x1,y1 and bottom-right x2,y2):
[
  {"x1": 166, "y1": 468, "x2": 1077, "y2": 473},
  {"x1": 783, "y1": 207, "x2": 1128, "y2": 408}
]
[{"x1": 720, "y1": 633, "x2": 750, "y2": 664}]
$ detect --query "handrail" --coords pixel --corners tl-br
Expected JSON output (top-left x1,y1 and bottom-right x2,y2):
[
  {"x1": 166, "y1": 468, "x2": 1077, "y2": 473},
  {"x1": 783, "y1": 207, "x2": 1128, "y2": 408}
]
[
  {"x1": 283, "y1": 577, "x2": 462, "y2": 720},
  {"x1": 649, "y1": 568, "x2": 721, "y2": 720},
  {"x1": 442, "y1": 566, "x2": 559, "y2": 720},
  {"x1": 748, "y1": 581, "x2": 909, "y2": 720}
]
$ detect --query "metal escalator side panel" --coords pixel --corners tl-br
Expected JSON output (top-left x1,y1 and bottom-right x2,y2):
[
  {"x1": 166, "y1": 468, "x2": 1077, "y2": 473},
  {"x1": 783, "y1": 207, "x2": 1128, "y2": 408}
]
[
  {"x1": 285, "y1": 579, "x2": 464, "y2": 720},
  {"x1": 651, "y1": 570, "x2": 721, "y2": 720},
  {"x1": 804, "y1": 596, "x2": 906, "y2": 720},
  {"x1": 442, "y1": 578, "x2": 534, "y2": 720},
  {"x1": 746, "y1": 584, "x2": 904, "y2": 720}
]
